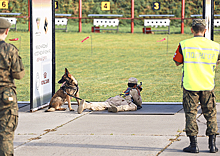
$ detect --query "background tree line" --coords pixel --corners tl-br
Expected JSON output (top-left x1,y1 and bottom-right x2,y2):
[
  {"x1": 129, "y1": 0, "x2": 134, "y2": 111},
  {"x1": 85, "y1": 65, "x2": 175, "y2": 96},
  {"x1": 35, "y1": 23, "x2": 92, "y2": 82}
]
[{"x1": 1, "y1": 0, "x2": 220, "y2": 26}]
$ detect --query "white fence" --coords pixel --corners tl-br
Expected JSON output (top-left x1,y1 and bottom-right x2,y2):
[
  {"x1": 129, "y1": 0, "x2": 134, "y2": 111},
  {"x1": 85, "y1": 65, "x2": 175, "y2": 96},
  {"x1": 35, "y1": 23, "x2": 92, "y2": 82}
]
[
  {"x1": 5, "y1": 17, "x2": 17, "y2": 30},
  {"x1": 144, "y1": 19, "x2": 171, "y2": 34},
  {"x1": 93, "y1": 19, "x2": 119, "y2": 32},
  {"x1": 55, "y1": 18, "x2": 68, "y2": 32}
]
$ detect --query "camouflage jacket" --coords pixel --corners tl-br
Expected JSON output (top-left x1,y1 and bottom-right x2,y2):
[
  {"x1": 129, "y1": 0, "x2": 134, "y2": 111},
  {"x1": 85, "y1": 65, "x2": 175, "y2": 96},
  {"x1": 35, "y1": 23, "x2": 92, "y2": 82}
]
[
  {"x1": 0, "y1": 39, "x2": 25, "y2": 115},
  {"x1": 122, "y1": 87, "x2": 142, "y2": 106},
  {"x1": 0, "y1": 39, "x2": 25, "y2": 89}
]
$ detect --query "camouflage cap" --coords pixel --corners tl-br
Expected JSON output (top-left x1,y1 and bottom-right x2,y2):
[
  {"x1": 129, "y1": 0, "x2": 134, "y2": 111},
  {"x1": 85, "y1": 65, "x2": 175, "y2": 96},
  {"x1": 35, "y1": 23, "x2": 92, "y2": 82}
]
[
  {"x1": 192, "y1": 19, "x2": 206, "y2": 27},
  {"x1": 128, "y1": 77, "x2": 138, "y2": 84},
  {"x1": 0, "y1": 17, "x2": 11, "y2": 29}
]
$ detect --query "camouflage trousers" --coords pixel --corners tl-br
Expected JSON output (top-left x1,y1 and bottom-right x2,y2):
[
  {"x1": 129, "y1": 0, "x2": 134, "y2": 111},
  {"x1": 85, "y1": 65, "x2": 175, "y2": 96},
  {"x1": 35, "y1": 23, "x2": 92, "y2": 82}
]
[
  {"x1": 0, "y1": 111, "x2": 18, "y2": 156},
  {"x1": 0, "y1": 87, "x2": 18, "y2": 156},
  {"x1": 183, "y1": 88, "x2": 219, "y2": 136}
]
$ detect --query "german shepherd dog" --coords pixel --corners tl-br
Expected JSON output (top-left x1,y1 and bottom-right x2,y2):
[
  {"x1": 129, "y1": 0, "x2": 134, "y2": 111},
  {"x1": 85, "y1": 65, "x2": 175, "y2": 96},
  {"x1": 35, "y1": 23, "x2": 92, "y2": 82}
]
[{"x1": 46, "y1": 68, "x2": 80, "y2": 112}]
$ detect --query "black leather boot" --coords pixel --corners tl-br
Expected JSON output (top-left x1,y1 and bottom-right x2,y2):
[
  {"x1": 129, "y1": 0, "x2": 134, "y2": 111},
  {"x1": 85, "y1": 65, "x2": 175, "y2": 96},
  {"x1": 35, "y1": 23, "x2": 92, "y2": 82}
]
[
  {"x1": 183, "y1": 136, "x2": 199, "y2": 153},
  {"x1": 209, "y1": 135, "x2": 218, "y2": 153}
]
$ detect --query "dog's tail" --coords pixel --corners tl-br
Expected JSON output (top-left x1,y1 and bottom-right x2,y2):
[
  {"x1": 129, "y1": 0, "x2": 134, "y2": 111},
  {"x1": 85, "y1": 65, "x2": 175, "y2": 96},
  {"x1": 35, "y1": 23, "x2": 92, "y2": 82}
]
[{"x1": 45, "y1": 107, "x2": 56, "y2": 112}]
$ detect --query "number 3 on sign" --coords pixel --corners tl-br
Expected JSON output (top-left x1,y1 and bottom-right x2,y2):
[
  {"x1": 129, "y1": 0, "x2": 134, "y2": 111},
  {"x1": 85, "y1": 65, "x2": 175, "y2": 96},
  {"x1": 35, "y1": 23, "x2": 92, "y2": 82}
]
[
  {"x1": 153, "y1": 2, "x2": 160, "y2": 10},
  {"x1": 0, "y1": 0, "x2": 8, "y2": 9}
]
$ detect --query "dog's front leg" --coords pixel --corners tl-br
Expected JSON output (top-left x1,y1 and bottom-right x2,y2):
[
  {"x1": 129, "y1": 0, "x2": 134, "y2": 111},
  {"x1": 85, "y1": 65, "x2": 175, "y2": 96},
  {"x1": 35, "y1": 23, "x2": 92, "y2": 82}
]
[
  {"x1": 75, "y1": 91, "x2": 80, "y2": 106},
  {"x1": 67, "y1": 95, "x2": 74, "y2": 111}
]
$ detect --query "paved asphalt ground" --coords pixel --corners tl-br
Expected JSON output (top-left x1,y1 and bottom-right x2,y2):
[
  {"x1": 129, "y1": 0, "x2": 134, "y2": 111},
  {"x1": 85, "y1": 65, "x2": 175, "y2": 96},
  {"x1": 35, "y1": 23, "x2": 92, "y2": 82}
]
[{"x1": 13, "y1": 102, "x2": 220, "y2": 156}]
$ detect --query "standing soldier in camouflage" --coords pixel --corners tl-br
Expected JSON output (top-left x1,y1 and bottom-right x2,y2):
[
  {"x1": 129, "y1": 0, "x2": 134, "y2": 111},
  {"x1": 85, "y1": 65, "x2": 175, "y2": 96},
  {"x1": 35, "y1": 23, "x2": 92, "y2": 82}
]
[
  {"x1": 0, "y1": 18, "x2": 25, "y2": 155},
  {"x1": 173, "y1": 19, "x2": 219, "y2": 153}
]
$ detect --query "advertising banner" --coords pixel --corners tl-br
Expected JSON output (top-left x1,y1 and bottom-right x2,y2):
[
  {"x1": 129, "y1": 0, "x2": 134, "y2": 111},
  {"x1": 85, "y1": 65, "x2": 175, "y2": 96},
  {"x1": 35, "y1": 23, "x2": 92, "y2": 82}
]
[{"x1": 30, "y1": 0, "x2": 55, "y2": 111}]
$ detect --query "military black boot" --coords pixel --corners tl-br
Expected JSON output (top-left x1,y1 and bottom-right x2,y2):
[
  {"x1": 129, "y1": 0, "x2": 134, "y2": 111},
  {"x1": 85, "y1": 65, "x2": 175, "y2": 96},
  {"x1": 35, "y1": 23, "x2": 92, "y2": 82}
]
[
  {"x1": 183, "y1": 136, "x2": 199, "y2": 153},
  {"x1": 209, "y1": 135, "x2": 218, "y2": 153}
]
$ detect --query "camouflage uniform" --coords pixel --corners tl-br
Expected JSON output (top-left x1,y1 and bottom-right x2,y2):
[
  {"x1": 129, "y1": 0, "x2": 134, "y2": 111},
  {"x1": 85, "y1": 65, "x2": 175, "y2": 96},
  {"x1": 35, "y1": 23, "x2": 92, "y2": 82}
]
[
  {"x1": 173, "y1": 19, "x2": 220, "y2": 137},
  {"x1": 174, "y1": 19, "x2": 219, "y2": 153},
  {"x1": 83, "y1": 90, "x2": 140, "y2": 111},
  {"x1": 183, "y1": 88, "x2": 219, "y2": 136},
  {"x1": 0, "y1": 18, "x2": 25, "y2": 156},
  {"x1": 91, "y1": 77, "x2": 142, "y2": 111},
  {"x1": 77, "y1": 77, "x2": 142, "y2": 114},
  {"x1": 125, "y1": 87, "x2": 142, "y2": 107}
]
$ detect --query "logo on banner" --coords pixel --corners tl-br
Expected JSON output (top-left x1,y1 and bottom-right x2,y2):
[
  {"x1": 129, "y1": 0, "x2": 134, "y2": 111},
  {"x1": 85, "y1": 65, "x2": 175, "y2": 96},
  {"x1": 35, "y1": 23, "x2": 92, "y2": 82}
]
[
  {"x1": 44, "y1": 17, "x2": 48, "y2": 34},
  {"x1": 36, "y1": 18, "x2": 41, "y2": 30},
  {"x1": 41, "y1": 72, "x2": 49, "y2": 85},
  {"x1": 35, "y1": 17, "x2": 41, "y2": 36},
  {"x1": 43, "y1": 72, "x2": 47, "y2": 78}
]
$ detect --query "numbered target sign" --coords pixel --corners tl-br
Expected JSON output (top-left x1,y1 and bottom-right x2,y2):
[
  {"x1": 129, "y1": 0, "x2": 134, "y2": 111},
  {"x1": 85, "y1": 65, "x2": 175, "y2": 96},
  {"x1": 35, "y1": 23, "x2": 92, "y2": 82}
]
[
  {"x1": 55, "y1": 1, "x2": 58, "y2": 9},
  {"x1": 153, "y1": 2, "x2": 160, "y2": 10},
  {"x1": 101, "y1": 1, "x2": 110, "y2": 11},
  {"x1": 0, "y1": 0, "x2": 8, "y2": 9}
]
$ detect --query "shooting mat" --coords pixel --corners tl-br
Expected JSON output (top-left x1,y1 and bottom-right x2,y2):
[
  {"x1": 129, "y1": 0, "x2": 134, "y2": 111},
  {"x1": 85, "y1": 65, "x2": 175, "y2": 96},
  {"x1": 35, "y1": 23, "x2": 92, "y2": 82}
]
[
  {"x1": 18, "y1": 101, "x2": 30, "y2": 109},
  {"x1": 91, "y1": 102, "x2": 183, "y2": 115},
  {"x1": 18, "y1": 104, "x2": 29, "y2": 109}
]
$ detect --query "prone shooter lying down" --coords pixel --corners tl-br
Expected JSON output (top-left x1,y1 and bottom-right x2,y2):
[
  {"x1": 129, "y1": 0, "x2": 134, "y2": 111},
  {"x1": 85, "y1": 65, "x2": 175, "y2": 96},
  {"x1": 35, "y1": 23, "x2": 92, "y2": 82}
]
[{"x1": 77, "y1": 77, "x2": 142, "y2": 114}]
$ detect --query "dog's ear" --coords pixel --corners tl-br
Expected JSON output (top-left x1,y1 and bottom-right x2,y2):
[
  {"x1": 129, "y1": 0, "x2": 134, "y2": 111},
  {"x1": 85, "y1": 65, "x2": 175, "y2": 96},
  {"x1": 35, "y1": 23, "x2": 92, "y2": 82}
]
[
  {"x1": 65, "y1": 68, "x2": 72, "y2": 78},
  {"x1": 65, "y1": 68, "x2": 70, "y2": 76},
  {"x1": 65, "y1": 68, "x2": 69, "y2": 74}
]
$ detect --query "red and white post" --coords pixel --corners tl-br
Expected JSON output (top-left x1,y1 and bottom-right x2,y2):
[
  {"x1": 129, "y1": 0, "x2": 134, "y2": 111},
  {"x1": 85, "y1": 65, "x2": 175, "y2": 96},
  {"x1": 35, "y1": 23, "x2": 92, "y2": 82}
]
[{"x1": 131, "y1": 0, "x2": 134, "y2": 33}]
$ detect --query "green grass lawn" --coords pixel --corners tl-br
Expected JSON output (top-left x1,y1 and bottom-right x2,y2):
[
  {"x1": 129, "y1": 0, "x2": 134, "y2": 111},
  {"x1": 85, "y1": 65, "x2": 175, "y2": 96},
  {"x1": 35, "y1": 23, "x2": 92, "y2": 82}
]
[{"x1": 7, "y1": 28, "x2": 220, "y2": 102}]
